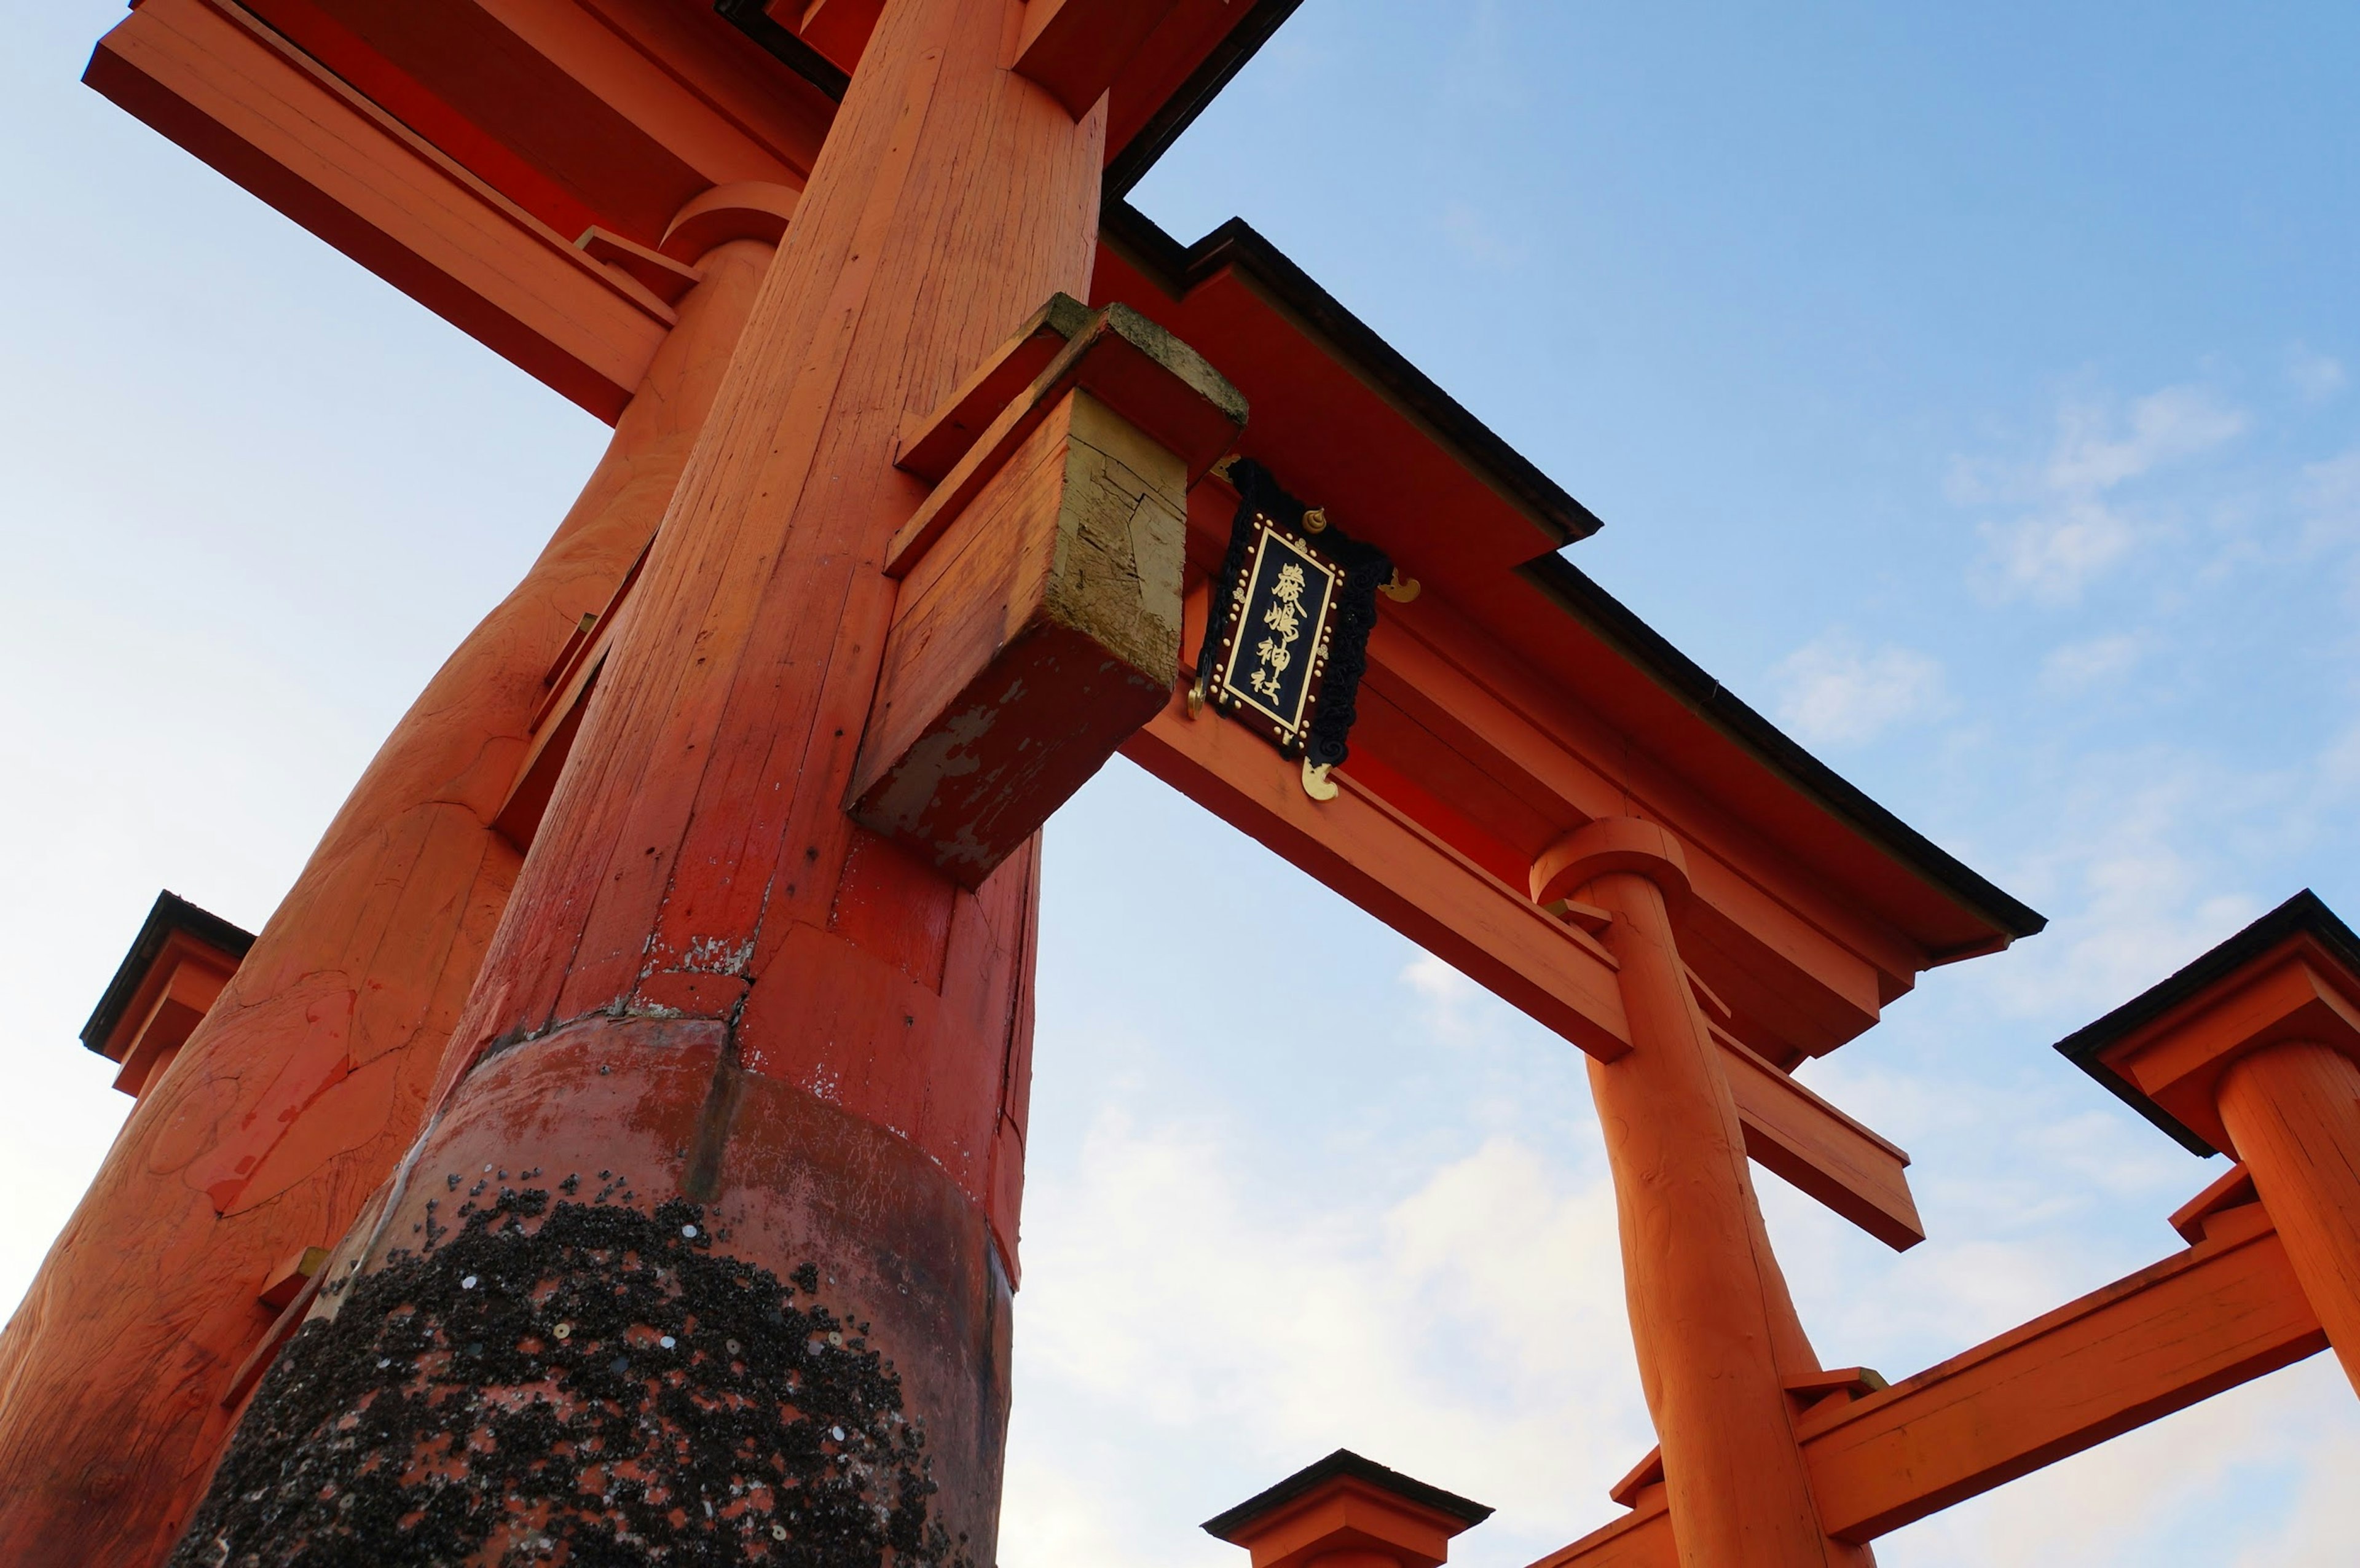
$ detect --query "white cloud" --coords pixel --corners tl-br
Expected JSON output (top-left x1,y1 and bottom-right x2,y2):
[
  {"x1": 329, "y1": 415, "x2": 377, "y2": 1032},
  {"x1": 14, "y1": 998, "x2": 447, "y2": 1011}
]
[
  {"x1": 1773, "y1": 635, "x2": 1948, "y2": 746},
  {"x1": 1971, "y1": 385, "x2": 2247, "y2": 603},
  {"x1": 2287, "y1": 344, "x2": 2346, "y2": 403},
  {"x1": 1002, "y1": 1114, "x2": 1648, "y2": 1568},
  {"x1": 2039, "y1": 633, "x2": 2144, "y2": 692}
]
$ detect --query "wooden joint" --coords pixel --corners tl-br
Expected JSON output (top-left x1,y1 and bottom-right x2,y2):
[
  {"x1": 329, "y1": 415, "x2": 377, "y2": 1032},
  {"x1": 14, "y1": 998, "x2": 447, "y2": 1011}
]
[
  {"x1": 658, "y1": 179, "x2": 801, "y2": 265},
  {"x1": 887, "y1": 297, "x2": 1246, "y2": 578},
  {"x1": 576, "y1": 225, "x2": 702, "y2": 305},
  {"x1": 851, "y1": 334, "x2": 1238, "y2": 882},
  {"x1": 2168, "y1": 1162, "x2": 2262, "y2": 1245},
  {"x1": 1530, "y1": 817, "x2": 1692, "y2": 911},
  {"x1": 257, "y1": 1245, "x2": 331, "y2": 1311},
  {"x1": 1011, "y1": 0, "x2": 1187, "y2": 119}
]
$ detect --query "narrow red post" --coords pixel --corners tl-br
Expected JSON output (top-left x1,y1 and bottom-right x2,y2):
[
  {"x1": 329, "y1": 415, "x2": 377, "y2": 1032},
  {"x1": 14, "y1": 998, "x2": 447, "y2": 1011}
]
[
  {"x1": 0, "y1": 232, "x2": 777, "y2": 1568},
  {"x1": 163, "y1": 2, "x2": 1136, "y2": 1562},
  {"x1": 1538, "y1": 818, "x2": 1852, "y2": 1568}
]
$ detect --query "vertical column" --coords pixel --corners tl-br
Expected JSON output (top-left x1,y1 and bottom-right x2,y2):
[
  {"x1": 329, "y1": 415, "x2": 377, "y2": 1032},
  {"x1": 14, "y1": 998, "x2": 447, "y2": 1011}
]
[
  {"x1": 2216, "y1": 1040, "x2": 2360, "y2": 1394},
  {"x1": 1549, "y1": 818, "x2": 1847, "y2": 1568},
  {"x1": 168, "y1": 1, "x2": 1106, "y2": 1564},
  {"x1": 0, "y1": 233, "x2": 778, "y2": 1568}
]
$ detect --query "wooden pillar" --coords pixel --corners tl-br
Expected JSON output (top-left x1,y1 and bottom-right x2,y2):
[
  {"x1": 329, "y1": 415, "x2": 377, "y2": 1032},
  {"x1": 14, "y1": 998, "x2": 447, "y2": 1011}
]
[
  {"x1": 2216, "y1": 1041, "x2": 2360, "y2": 1394},
  {"x1": 165, "y1": 2, "x2": 1118, "y2": 1563},
  {"x1": 0, "y1": 232, "x2": 778, "y2": 1568},
  {"x1": 1548, "y1": 818, "x2": 1846, "y2": 1568}
]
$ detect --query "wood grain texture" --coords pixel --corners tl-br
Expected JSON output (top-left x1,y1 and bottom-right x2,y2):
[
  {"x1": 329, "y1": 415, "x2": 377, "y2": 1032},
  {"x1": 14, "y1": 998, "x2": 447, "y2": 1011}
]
[
  {"x1": 2217, "y1": 1040, "x2": 2360, "y2": 1393},
  {"x1": 0, "y1": 237, "x2": 774, "y2": 1568},
  {"x1": 232, "y1": 2, "x2": 1115, "y2": 1554},
  {"x1": 853, "y1": 390, "x2": 1187, "y2": 884},
  {"x1": 1576, "y1": 855, "x2": 1839, "y2": 1568},
  {"x1": 1802, "y1": 1209, "x2": 2324, "y2": 1539}
]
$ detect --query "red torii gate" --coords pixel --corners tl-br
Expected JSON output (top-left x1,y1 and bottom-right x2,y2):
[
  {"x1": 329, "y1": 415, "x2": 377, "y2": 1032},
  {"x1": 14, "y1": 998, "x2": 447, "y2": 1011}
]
[{"x1": 7, "y1": 4, "x2": 2358, "y2": 1566}]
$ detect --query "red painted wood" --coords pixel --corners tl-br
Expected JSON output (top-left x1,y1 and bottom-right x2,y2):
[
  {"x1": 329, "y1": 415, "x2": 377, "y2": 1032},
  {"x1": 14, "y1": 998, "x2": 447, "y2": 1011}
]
[{"x1": 0, "y1": 235, "x2": 777, "y2": 1567}]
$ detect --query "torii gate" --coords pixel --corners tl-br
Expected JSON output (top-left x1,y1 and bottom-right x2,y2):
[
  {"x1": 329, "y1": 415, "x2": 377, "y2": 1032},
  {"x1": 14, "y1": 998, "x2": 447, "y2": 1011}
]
[{"x1": 7, "y1": 3, "x2": 2358, "y2": 1565}]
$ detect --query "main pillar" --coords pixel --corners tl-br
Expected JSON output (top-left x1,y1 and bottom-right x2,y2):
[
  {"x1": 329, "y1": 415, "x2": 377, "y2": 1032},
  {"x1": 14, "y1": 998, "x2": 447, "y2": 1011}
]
[
  {"x1": 165, "y1": 2, "x2": 1106, "y2": 1562},
  {"x1": 0, "y1": 231, "x2": 776, "y2": 1566},
  {"x1": 1541, "y1": 818, "x2": 1853, "y2": 1568}
]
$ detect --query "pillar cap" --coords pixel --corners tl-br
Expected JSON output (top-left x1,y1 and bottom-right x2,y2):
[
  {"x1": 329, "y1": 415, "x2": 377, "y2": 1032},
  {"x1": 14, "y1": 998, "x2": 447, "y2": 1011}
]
[
  {"x1": 1203, "y1": 1450, "x2": 1490, "y2": 1568},
  {"x1": 659, "y1": 180, "x2": 801, "y2": 264},
  {"x1": 1530, "y1": 816, "x2": 1691, "y2": 911},
  {"x1": 2056, "y1": 889, "x2": 2360, "y2": 1156}
]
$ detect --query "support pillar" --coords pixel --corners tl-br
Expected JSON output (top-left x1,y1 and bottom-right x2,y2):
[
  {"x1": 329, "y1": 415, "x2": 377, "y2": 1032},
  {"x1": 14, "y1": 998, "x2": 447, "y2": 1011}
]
[
  {"x1": 2217, "y1": 1041, "x2": 2360, "y2": 1393},
  {"x1": 165, "y1": 1, "x2": 1125, "y2": 1562},
  {"x1": 1546, "y1": 818, "x2": 1851, "y2": 1568},
  {"x1": 0, "y1": 230, "x2": 777, "y2": 1567}
]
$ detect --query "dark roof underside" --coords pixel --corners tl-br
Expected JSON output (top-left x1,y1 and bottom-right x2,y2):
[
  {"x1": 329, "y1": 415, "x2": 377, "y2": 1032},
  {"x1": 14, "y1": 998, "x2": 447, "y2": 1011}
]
[{"x1": 1107, "y1": 202, "x2": 2045, "y2": 952}]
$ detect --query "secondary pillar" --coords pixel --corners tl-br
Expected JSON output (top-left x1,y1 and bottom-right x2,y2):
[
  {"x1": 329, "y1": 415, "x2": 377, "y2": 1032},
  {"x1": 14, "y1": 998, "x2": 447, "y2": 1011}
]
[
  {"x1": 2217, "y1": 1041, "x2": 2360, "y2": 1392},
  {"x1": 0, "y1": 227, "x2": 777, "y2": 1567},
  {"x1": 2055, "y1": 890, "x2": 2360, "y2": 1403},
  {"x1": 1546, "y1": 817, "x2": 1847, "y2": 1568}
]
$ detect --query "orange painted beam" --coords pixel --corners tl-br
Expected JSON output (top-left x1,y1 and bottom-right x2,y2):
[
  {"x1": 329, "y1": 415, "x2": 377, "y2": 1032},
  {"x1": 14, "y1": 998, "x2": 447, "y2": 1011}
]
[
  {"x1": 1525, "y1": 1499, "x2": 1675, "y2": 1568},
  {"x1": 1533, "y1": 1207, "x2": 2323, "y2": 1564},
  {"x1": 87, "y1": 0, "x2": 673, "y2": 420},
  {"x1": 1717, "y1": 1025, "x2": 1923, "y2": 1250},
  {"x1": 1126, "y1": 694, "x2": 1930, "y2": 1249},
  {"x1": 1803, "y1": 1205, "x2": 2323, "y2": 1540},
  {"x1": 1123, "y1": 693, "x2": 1633, "y2": 1063}
]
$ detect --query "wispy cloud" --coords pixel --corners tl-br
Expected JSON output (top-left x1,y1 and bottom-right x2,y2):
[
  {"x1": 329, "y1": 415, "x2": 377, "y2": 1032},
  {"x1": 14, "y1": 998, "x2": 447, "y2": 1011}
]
[
  {"x1": 1965, "y1": 385, "x2": 2248, "y2": 604},
  {"x1": 2287, "y1": 344, "x2": 2346, "y2": 404},
  {"x1": 1773, "y1": 634, "x2": 1947, "y2": 746},
  {"x1": 2039, "y1": 633, "x2": 2145, "y2": 692}
]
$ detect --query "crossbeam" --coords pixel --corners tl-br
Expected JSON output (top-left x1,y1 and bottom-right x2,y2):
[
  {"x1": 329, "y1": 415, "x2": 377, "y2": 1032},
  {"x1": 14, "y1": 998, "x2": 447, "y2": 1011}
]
[
  {"x1": 1528, "y1": 1202, "x2": 2324, "y2": 1566},
  {"x1": 1125, "y1": 691, "x2": 1927, "y2": 1247},
  {"x1": 88, "y1": 0, "x2": 674, "y2": 420}
]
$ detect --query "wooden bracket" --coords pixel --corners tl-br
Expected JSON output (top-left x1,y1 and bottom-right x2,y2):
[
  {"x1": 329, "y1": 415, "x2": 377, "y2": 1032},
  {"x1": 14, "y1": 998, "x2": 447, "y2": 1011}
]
[
  {"x1": 850, "y1": 302, "x2": 1246, "y2": 887},
  {"x1": 887, "y1": 297, "x2": 1245, "y2": 576},
  {"x1": 576, "y1": 225, "x2": 702, "y2": 305}
]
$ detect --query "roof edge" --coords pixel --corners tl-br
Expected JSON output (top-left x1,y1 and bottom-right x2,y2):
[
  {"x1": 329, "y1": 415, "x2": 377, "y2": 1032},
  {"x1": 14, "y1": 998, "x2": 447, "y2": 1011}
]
[
  {"x1": 2053, "y1": 888, "x2": 2360, "y2": 1157},
  {"x1": 1103, "y1": 0, "x2": 1308, "y2": 200},
  {"x1": 80, "y1": 890, "x2": 257, "y2": 1054},
  {"x1": 1519, "y1": 553, "x2": 2048, "y2": 948},
  {"x1": 1201, "y1": 1448, "x2": 1493, "y2": 1541},
  {"x1": 1101, "y1": 202, "x2": 1605, "y2": 549}
]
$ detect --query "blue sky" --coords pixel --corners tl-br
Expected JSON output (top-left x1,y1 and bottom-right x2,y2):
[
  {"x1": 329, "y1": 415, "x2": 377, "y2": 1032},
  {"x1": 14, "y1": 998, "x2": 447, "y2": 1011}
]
[{"x1": 5, "y1": 3, "x2": 2358, "y2": 1564}]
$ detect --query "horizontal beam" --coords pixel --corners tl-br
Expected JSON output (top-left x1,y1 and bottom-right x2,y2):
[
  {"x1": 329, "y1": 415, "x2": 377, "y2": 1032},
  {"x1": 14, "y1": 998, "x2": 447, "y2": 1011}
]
[
  {"x1": 88, "y1": 0, "x2": 672, "y2": 421},
  {"x1": 1804, "y1": 1205, "x2": 2324, "y2": 1539},
  {"x1": 1123, "y1": 695, "x2": 1633, "y2": 1062},
  {"x1": 1525, "y1": 1499, "x2": 1673, "y2": 1568},
  {"x1": 1529, "y1": 1205, "x2": 2323, "y2": 1565},
  {"x1": 1717, "y1": 1025, "x2": 1923, "y2": 1250},
  {"x1": 1127, "y1": 696, "x2": 1927, "y2": 1249}
]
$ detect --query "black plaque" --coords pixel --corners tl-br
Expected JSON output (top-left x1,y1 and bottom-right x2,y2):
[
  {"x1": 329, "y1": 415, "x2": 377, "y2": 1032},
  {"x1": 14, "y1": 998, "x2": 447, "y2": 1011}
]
[{"x1": 1199, "y1": 461, "x2": 1391, "y2": 768}]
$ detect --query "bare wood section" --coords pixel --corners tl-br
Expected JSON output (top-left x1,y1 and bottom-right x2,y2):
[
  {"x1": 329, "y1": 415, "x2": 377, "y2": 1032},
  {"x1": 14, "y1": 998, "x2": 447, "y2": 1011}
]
[
  {"x1": 1803, "y1": 1210, "x2": 2324, "y2": 1540},
  {"x1": 87, "y1": 0, "x2": 671, "y2": 420},
  {"x1": 852, "y1": 391, "x2": 1192, "y2": 887},
  {"x1": 1716, "y1": 1026, "x2": 1924, "y2": 1250}
]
